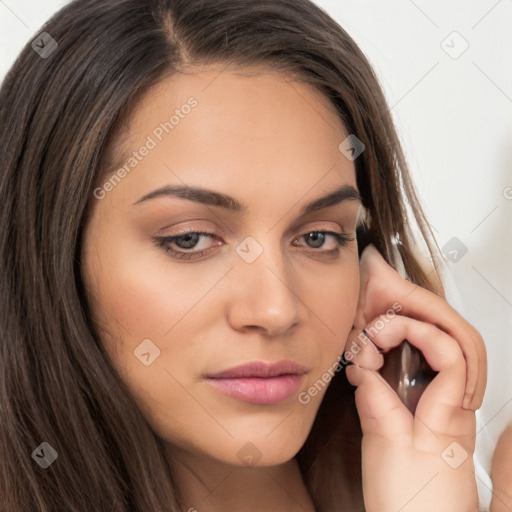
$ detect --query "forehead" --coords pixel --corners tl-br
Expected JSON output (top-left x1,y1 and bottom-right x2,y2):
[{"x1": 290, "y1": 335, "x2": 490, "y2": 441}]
[
  {"x1": 100, "y1": 64, "x2": 357, "y2": 209},
  {"x1": 131, "y1": 63, "x2": 344, "y2": 129}
]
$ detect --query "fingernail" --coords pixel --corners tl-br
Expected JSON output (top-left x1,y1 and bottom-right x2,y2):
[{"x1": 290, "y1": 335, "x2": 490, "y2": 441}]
[
  {"x1": 361, "y1": 328, "x2": 373, "y2": 341},
  {"x1": 361, "y1": 329, "x2": 385, "y2": 354}
]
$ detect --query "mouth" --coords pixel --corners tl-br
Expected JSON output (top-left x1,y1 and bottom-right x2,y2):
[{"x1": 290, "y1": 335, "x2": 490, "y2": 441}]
[{"x1": 205, "y1": 360, "x2": 310, "y2": 405}]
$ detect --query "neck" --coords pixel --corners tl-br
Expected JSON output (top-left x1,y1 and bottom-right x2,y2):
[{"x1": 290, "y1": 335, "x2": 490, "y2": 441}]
[{"x1": 165, "y1": 444, "x2": 316, "y2": 512}]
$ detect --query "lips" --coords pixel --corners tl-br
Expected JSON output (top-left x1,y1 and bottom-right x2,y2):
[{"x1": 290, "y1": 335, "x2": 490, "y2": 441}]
[
  {"x1": 207, "y1": 360, "x2": 310, "y2": 379},
  {"x1": 206, "y1": 360, "x2": 310, "y2": 405}
]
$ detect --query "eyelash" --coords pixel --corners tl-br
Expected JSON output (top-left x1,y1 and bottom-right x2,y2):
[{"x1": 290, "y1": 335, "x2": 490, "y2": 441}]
[{"x1": 153, "y1": 228, "x2": 355, "y2": 261}]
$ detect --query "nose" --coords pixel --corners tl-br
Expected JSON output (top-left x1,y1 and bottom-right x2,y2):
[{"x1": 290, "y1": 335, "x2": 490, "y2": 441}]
[{"x1": 226, "y1": 239, "x2": 308, "y2": 337}]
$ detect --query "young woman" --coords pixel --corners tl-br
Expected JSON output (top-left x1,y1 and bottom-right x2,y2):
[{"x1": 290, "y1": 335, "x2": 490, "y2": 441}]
[{"x1": 0, "y1": 0, "x2": 487, "y2": 510}]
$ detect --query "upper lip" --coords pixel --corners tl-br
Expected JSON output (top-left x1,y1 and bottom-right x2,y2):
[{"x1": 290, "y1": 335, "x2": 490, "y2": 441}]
[{"x1": 207, "y1": 360, "x2": 310, "y2": 379}]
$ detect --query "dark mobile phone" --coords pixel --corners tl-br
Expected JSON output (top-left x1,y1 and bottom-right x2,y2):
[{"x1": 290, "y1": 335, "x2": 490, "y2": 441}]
[{"x1": 356, "y1": 225, "x2": 438, "y2": 414}]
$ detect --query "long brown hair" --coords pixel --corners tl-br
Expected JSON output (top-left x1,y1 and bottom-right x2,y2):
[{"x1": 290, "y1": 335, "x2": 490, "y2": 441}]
[{"x1": 0, "y1": 0, "x2": 443, "y2": 510}]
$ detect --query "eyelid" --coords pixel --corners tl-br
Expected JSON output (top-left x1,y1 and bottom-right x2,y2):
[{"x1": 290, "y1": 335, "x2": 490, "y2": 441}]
[
  {"x1": 158, "y1": 218, "x2": 347, "y2": 236},
  {"x1": 156, "y1": 221, "x2": 218, "y2": 237},
  {"x1": 300, "y1": 222, "x2": 346, "y2": 234},
  {"x1": 153, "y1": 224, "x2": 354, "y2": 263},
  {"x1": 160, "y1": 221, "x2": 349, "y2": 244}
]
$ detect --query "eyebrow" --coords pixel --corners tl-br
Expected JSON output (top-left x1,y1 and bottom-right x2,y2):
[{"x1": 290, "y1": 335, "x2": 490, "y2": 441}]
[{"x1": 133, "y1": 183, "x2": 361, "y2": 216}]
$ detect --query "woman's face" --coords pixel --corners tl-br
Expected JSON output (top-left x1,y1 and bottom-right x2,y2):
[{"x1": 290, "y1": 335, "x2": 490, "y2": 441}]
[{"x1": 81, "y1": 64, "x2": 361, "y2": 468}]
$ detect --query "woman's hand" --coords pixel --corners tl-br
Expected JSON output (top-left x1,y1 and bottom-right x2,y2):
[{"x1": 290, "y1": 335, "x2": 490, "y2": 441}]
[
  {"x1": 345, "y1": 244, "x2": 486, "y2": 512},
  {"x1": 490, "y1": 425, "x2": 512, "y2": 511}
]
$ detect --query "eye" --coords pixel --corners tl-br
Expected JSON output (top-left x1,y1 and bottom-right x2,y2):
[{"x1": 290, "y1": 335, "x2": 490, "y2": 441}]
[
  {"x1": 293, "y1": 230, "x2": 354, "y2": 253},
  {"x1": 153, "y1": 231, "x2": 220, "y2": 260},
  {"x1": 153, "y1": 228, "x2": 354, "y2": 261}
]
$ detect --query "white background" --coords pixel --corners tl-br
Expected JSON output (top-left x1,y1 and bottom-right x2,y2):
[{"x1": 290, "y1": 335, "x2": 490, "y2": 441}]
[{"x1": 1, "y1": 0, "x2": 511, "y2": 505}]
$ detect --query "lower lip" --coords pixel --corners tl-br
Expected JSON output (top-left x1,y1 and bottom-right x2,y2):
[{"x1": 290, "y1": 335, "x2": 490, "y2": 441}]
[{"x1": 207, "y1": 374, "x2": 304, "y2": 404}]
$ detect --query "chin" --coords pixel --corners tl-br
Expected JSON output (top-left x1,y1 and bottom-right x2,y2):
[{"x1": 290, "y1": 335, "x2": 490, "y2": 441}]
[{"x1": 210, "y1": 432, "x2": 309, "y2": 469}]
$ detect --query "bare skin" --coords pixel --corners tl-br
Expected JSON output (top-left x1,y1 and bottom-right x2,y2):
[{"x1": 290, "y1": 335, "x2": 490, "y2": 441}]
[
  {"x1": 81, "y1": 64, "x2": 486, "y2": 511},
  {"x1": 490, "y1": 425, "x2": 512, "y2": 511}
]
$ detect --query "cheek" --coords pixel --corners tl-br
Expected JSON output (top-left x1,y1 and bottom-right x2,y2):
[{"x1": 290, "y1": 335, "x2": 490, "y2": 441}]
[
  {"x1": 81, "y1": 240, "x2": 222, "y2": 436},
  {"x1": 301, "y1": 256, "x2": 360, "y2": 346},
  {"x1": 84, "y1": 234, "x2": 226, "y2": 344},
  {"x1": 81, "y1": 229, "x2": 234, "y2": 408},
  {"x1": 291, "y1": 259, "x2": 359, "y2": 412},
  {"x1": 94, "y1": 264, "x2": 190, "y2": 338}
]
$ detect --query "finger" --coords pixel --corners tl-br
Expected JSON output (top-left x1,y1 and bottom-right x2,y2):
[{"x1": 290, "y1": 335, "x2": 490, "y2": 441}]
[
  {"x1": 364, "y1": 314, "x2": 472, "y2": 438},
  {"x1": 346, "y1": 364, "x2": 412, "y2": 441},
  {"x1": 356, "y1": 244, "x2": 483, "y2": 410},
  {"x1": 365, "y1": 314, "x2": 466, "y2": 402},
  {"x1": 344, "y1": 328, "x2": 384, "y2": 371},
  {"x1": 357, "y1": 244, "x2": 486, "y2": 411}
]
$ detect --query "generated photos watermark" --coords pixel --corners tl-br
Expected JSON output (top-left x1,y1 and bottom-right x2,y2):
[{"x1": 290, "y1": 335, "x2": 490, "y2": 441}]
[
  {"x1": 298, "y1": 301, "x2": 403, "y2": 404},
  {"x1": 93, "y1": 97, "x2": 198, "y2": 200}
]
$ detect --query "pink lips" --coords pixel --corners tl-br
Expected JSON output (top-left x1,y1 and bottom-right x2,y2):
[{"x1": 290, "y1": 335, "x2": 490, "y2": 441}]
[{"x1": 206, "y1": 360, "x2": 309, "y2": 405}]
